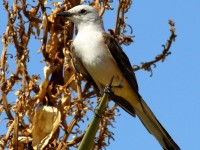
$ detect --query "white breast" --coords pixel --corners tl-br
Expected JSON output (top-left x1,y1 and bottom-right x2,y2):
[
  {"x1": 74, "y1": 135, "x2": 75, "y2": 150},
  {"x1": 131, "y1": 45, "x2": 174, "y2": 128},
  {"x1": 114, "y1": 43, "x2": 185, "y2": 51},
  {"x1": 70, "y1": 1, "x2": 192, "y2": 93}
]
[
  {"x1": 74, "y1": 31, "x2": 104, "y2": 64},
  {"x1": 73, "y1": 31, "x2": 122, "y2": 90}
]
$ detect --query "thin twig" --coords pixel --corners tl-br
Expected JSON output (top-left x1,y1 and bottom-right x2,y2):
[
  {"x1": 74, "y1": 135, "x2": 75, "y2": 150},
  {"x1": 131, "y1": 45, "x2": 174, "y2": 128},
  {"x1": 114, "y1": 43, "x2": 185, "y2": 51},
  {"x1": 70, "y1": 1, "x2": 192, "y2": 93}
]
[{"x1": 133, "y1": 20, "x2": 177, "y2": 76}]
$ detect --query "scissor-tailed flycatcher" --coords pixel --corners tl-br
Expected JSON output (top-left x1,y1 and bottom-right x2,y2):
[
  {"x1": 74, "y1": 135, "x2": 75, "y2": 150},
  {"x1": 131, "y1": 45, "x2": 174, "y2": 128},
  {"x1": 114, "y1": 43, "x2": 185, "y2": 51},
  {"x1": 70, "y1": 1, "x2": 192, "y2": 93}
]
[{"x1": 57, "y1": 5, "x2": 180, "y2": 150}]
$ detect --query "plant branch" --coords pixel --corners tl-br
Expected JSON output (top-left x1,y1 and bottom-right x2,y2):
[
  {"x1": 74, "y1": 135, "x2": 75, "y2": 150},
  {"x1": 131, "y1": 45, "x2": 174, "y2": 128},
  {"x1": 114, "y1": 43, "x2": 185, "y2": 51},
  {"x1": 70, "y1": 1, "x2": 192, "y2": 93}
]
[{"x1": 133, "y1": 20, "x2": 177, "y2": 76}]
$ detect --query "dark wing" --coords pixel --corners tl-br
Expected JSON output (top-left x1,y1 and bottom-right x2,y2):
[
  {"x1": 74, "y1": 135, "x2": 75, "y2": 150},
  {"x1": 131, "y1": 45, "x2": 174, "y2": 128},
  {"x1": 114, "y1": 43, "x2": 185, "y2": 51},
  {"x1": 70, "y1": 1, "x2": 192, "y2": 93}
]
[
  {"x1": 109, "y1": 94, "x2": 136, "y2": 117},
  {"x1": 103, "y1": 33, "x2": 140, "y2": 95},
  {"x1": 102, "y1": 33, "x2": 142, "y2": 117}
]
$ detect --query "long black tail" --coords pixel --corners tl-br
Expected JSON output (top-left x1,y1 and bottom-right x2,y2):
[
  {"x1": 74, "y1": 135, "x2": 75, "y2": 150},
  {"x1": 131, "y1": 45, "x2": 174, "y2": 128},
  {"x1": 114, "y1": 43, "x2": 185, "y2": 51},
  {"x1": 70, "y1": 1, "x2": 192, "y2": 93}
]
[{"x1": 135, "y1": 98, "x2": 180, "y2": 150}]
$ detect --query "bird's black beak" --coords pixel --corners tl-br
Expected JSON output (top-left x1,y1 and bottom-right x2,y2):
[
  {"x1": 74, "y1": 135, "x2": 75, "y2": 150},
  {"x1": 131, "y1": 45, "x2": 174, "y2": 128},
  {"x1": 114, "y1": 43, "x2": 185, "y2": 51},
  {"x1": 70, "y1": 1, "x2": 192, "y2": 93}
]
[{"x1": 57, "y1": 11, "x2": 73, "y2": 17}]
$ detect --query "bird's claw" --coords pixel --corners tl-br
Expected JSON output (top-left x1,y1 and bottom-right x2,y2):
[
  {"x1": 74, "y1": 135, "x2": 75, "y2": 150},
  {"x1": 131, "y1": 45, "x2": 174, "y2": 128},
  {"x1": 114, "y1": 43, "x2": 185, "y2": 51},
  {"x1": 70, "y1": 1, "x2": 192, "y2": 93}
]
[
  {"x1": 104, "y1": 76, "x2": 123, "y2": 94},
  {"x1": 104, "y1": 85, "x2": 113, "y2": 94}
]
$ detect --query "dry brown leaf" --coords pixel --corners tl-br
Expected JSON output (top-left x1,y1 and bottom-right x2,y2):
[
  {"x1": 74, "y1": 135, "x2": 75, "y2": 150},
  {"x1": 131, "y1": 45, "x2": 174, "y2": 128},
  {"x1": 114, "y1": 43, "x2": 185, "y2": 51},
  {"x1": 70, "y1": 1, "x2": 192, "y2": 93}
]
[
  {"x1": 34, "y1": 64, "x2": 55, "y2": 102},
  {"x1": 29, "y1": 8, "x2": 38, "y2": 17},
  {"x1": 90, "y1": 0, "x2": 101, "y2": 11},
  {"x1": 40, "y1": 15, "x2": 47, "y2": 29},
  {"x1": 17, "y1": 136, "x2": 32, "y2": 150},
  {"x1": 32, "y1": 105, "x2": 61, "y2": 149},
  {"x1": 46, "y1": 31, "x2": 59, "y2": 58},
  {"x1": 63, "y1": 58, "x2": 77, "y2": 91},
  {"x1": 48, "y1": 12, "x2": 57, "y2": 23}
]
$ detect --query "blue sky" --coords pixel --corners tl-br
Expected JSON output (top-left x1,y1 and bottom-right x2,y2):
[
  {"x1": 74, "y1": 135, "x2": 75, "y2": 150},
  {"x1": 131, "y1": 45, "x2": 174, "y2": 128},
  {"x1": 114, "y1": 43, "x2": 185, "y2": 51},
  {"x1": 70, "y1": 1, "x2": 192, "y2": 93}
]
[
  {"x1": 104, "y1": 1, "x2": 200, "y2": 150},
  {"x1": 1, "y1": 0, "x2": 200, "y2": 150}
]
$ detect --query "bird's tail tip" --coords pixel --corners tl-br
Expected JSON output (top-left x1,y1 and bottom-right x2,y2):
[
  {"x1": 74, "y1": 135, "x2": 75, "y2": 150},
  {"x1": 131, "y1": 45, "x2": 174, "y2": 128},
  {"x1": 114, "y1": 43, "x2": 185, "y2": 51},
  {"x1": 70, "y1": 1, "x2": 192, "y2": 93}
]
[{"x1": 136, "y1": 98, "x2": 180, "y2": 150}]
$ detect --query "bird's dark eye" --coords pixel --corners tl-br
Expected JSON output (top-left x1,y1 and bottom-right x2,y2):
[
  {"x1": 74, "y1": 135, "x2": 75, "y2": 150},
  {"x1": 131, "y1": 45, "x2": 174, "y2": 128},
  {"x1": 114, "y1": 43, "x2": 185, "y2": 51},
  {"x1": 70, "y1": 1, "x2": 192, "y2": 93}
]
[{"x1": 79, "y1": 9, "x2": 87, "y2": 14}]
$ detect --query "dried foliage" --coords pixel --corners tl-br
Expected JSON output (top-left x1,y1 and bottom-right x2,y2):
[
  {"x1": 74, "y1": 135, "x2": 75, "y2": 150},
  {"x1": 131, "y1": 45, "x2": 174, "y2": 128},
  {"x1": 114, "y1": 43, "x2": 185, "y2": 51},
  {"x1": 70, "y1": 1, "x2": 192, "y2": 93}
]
[{"x1": 0, "y1": 0, "x2": 176, "y2": 149}]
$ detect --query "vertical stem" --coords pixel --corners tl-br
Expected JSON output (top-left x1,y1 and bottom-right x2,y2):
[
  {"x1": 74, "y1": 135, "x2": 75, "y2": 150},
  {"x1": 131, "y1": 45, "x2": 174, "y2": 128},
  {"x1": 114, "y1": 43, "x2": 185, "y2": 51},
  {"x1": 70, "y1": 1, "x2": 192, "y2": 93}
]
[
  {"x1": 14, "y1": 115, "x2": 19, "y2": 149},
  {"x1": 78, "y1": 92, "x2": 109, "y2": 150}
]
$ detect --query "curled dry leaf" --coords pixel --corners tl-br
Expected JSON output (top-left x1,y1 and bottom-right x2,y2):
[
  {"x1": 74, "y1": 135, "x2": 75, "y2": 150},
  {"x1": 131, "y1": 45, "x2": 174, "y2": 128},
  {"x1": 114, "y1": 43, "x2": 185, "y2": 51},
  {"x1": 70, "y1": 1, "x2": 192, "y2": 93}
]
[
  {"x1": 48, "y1": 11, "x2": 58, "y2": 23},
  {"x1": 32, "y1": 105, "x2": 61, "y2": 149},
  {"x1": 46, "y1": 33, "x2": 59, "y2": 58},
  {"x1": 30, "y1": 21, "x2": 40, "y2": 37},
  {"x1": 34, "y1": 65, "x2": 53, "y2": 101},
  {"x1": 17, "y1": 136, "x2": 32, "y2": 150},
  {"x1": 52, "y1": 2, "x2": 60, "y2": 8},
  {"x1": 40, "y1": 15, "x2": 47, "y2": 29},
  {"x1": 29, "y1": 8, "x2": 38, "y2": 17},
  {"x1": 90, "y1": 0, "x2": 101, "y2": 11},
  {"x1": 63, "y1": 54, "x2": 77, "y2": 91}
]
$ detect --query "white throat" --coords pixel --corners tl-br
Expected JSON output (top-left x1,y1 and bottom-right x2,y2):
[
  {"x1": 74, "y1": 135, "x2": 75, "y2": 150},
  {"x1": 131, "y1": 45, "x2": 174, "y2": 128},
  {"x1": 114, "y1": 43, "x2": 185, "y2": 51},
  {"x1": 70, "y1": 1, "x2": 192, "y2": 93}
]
[{"x1": 76, "y1": 18, "x2": 105, "y2": 33}]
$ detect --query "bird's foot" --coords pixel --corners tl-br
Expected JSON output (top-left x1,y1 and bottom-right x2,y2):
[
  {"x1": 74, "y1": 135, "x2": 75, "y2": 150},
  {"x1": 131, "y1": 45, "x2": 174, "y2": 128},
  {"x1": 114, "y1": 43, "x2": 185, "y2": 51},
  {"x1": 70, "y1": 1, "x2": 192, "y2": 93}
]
[
  {"x1": 104, "y1": 85, "x2": 113, "y2": 94},
  {"x1": 104, "y1": 76, "x2": 123, "y2": 94}
]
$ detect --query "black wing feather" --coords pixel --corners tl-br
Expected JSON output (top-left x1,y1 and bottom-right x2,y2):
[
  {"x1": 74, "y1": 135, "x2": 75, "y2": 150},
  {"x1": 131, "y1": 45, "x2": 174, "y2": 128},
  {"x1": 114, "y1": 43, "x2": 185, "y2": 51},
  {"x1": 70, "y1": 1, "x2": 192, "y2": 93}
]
[{"x1": 103, "y1": 33, "x2": 140, "y2": 96}]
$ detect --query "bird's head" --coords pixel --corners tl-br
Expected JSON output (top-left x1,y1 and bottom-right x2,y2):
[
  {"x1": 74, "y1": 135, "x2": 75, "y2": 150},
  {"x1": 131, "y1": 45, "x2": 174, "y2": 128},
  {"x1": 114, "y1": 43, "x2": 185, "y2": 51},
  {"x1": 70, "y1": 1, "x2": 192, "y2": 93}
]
[{"x1": 57, "y1": 5, "x2": 102, "y2": 27}]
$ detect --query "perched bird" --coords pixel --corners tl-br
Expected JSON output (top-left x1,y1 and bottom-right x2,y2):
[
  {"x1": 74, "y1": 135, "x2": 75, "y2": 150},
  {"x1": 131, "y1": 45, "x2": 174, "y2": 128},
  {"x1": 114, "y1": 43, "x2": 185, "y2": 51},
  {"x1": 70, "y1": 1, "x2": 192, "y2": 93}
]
[{"x1": 57, "y1": 5, "x2": 180, "y2": 150}]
